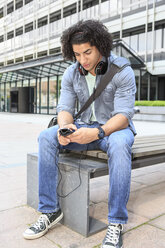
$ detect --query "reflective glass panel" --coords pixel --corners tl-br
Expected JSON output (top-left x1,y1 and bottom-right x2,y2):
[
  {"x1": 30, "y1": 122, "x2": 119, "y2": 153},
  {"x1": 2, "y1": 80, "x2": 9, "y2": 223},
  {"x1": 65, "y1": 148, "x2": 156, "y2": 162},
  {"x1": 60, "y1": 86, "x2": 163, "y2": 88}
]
[
  {"x1": 41, "y1": 77, "x2": 48, "y2": 114},
  {"x1": 49, "y1": 76, "x2": 57, "y2": 114},
  {"x1": 0, "y1": 83, "x2": 5, "y2": 111},
  {"x1": 140, "y1": 71, "x2": 148, "y2": 100},
  {"x1": 5, "y1": 83, "x2": 10, "y2": 112},
  {"x1": 150, "y1": 76, "x2": 157, "y2": 100}
]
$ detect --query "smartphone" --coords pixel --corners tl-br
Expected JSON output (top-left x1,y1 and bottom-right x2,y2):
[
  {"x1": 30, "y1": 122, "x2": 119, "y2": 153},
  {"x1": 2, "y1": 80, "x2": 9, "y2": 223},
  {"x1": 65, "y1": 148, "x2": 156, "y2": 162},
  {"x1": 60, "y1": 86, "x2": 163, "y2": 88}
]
[{"x1": 59, "y1": 128, "x2": 74, "y2": 137}]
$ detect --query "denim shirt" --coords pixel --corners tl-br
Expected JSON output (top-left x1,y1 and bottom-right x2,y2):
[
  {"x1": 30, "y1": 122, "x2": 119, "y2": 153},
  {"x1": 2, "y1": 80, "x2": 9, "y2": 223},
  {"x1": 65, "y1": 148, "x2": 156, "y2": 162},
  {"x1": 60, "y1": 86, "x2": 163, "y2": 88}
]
[{"x1": 57, "y1": 53, "x2": 137, "y2": 135}]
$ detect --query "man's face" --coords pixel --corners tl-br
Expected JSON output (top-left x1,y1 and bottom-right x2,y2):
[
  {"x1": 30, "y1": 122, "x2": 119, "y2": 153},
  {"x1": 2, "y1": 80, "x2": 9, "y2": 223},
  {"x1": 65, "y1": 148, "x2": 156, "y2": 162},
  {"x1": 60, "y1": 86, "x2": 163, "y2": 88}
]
[{"x1": 72, "y1": 42, "x2": 102, "y2": 76}]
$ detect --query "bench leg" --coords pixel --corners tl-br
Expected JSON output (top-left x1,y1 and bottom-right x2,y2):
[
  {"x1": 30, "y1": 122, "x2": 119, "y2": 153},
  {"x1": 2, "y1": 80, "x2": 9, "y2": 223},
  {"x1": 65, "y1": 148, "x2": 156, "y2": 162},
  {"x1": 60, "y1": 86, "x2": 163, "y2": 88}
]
[
  {"x1": 58, "y1": 162, "x2": 107, "y2": 237},
  {"x1": 27, "y1": 154, "x2": 39, "y2": 210},
  {"x1": 58, "y1": 163, "x2": 90, "y2": 236},
  {"x1": 27, "y1": 153, "x2": 107, "y2": 237}
]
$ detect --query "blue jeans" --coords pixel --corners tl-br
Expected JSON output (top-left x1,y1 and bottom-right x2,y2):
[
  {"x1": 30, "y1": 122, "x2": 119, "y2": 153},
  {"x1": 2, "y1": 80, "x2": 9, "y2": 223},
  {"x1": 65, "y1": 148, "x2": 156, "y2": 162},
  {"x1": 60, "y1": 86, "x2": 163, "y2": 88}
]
[{"x1": 38, "y1": 122, "x2": 134, "y2": 224}]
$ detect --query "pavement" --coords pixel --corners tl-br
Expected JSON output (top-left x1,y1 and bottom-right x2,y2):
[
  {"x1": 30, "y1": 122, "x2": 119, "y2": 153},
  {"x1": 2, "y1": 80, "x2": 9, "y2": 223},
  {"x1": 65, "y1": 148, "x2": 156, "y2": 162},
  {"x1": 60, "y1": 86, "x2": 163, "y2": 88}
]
[{"x1": 0, "y1": 112, "x2": 165, "y2": 248}]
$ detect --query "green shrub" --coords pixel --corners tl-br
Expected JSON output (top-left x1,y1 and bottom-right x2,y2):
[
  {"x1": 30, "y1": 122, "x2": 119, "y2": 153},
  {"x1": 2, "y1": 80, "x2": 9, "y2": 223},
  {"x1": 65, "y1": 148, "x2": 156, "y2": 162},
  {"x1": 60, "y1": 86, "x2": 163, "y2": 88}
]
[{"x1": 135, "y1": 101, "x2": 165, "y2": 106}]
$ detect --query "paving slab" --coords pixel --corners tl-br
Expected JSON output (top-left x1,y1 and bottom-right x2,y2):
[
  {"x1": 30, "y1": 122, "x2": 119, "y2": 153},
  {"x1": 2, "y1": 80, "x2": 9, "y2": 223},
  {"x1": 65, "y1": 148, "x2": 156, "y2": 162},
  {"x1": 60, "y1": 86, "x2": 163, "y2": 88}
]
[
  {"x1": 131, "y1": 162, "x2": 165, "y2": 177},
  {"x1": 0, "y1": 206, "x2": 60, "y2": 248},
  {"x1": 89, "y1": 202, "x2": 149, "y2": 233},
  {"x1": 0, "y1": 189, "x2": 26, "y2": 211},
  {"x1": 123, "y1": 224, "x2": 165, "y2": 248},
  {"x1": 0, "y1": 173, "x2": 26, "y2": 193},
  {"x1": 132, "y1": 171, "x2": 165, "y2": 186},
  {"x1": 149, "y1": 214, "x2": 165, "y2": 231},
  {"x1": 45, "y1": 222, "x2": 105, "y2": 248},
  {"x1": 124, "y1": 211, "x2": 149, "y2": 232},
  {"x1": 127, "y1": 182, "x2": 165, "y2": 219},
  {"x1": 130, "y1": 180, "x2": 146, "y2": 192}
]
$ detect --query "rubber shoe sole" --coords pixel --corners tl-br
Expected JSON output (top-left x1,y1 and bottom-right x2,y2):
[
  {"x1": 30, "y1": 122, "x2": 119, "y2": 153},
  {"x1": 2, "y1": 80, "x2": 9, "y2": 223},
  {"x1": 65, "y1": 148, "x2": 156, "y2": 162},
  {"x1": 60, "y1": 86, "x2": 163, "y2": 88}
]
[
  {"x1": 101, "y1": 245, "x2": 123, "y2": 248},
  {"x1": 23, "y1": 212, "x2": 63, "y2": 240}
]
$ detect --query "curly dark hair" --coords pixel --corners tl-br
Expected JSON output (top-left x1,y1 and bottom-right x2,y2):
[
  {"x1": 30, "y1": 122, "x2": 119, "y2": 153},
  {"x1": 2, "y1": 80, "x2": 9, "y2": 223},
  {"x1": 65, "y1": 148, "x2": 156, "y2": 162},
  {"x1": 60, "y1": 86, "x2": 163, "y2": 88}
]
[{"x1": 60, "y1": 19, "x2": 113, "y2": 61}]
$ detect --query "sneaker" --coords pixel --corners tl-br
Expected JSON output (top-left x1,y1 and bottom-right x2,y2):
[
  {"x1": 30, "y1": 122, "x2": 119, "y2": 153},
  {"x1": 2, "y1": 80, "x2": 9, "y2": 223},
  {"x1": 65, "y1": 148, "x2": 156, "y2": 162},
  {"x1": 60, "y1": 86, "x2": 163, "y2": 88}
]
[
  {"x1": 23, "y1": 209, "x2": 63, "y2": 240},
  {"x1": 101, "y1": 223, "x2": 123, "y2": 248}
]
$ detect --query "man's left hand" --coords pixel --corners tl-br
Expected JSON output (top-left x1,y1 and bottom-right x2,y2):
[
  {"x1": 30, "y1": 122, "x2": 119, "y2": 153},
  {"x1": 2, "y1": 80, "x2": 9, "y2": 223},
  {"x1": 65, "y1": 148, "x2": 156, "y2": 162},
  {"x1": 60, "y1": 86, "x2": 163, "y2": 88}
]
[{"x1": 69, "y1": 127, "x2": 98, "y2": 144}]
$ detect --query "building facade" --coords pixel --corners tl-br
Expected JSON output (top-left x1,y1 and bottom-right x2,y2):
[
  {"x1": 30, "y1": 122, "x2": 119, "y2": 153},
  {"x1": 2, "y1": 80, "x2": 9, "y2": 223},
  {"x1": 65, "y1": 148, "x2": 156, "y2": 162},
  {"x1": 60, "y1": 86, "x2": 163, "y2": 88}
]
[{"x1": 0, "y1": 0, "x2": 165, "y2": 114}]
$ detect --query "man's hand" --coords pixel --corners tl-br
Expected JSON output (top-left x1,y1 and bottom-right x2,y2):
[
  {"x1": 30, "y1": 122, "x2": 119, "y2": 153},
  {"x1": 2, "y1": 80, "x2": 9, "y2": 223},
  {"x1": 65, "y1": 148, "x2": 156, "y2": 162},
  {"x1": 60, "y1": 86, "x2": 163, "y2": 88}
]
[
  {"x1": 58, "y1": 124, "x2": 77, "y2": 146},
  {"x1": 69, "y1": 127, "x2": 98, "y2": 144}
]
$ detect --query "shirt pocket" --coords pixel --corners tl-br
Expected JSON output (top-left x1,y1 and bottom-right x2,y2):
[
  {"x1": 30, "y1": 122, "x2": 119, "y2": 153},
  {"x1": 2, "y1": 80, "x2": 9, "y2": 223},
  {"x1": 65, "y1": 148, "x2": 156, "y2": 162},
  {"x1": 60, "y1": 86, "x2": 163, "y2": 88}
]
[{"x1": 103, "y1": 85, "x2": 114, "y2": 103}]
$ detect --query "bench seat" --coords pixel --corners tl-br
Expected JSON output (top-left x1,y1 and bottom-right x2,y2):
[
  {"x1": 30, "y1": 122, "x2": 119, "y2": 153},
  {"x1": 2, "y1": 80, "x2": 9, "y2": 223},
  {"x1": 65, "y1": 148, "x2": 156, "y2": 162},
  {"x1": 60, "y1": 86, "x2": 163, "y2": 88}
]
[{"x1": 27, "y1": 134, "x2": 165, "y2": 236}]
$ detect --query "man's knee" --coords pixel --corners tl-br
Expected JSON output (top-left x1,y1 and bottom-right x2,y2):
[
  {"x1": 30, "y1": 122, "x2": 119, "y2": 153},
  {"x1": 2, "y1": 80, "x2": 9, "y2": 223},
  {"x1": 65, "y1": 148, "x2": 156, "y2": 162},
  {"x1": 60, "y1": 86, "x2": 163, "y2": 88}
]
[
  {"x1": 38, "y1": 125, "x2": 59, "y2": 145},
  {"x1": 107, "y1": 130, "x2": 132, "y2": 156}
]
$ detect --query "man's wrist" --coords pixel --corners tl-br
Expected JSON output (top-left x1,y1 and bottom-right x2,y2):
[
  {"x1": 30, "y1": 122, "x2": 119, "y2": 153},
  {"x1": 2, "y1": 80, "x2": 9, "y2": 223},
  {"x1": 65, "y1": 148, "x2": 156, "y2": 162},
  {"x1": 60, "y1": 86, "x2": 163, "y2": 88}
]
[{"x1": 97, "y1": 126, "x2": 105, "y2": 139}]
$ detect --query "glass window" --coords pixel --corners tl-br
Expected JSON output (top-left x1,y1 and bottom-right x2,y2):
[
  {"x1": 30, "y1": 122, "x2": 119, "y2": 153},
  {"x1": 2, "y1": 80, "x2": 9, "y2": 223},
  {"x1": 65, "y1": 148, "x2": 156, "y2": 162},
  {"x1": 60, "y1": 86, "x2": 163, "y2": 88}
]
[
  {"x1": 41, "y1": 77, "x2": 48, "y2": 114},
  {"x1": 0, "y1": 83, "x2": 5, "y2": 111},
  {"x1": 25, "y1": 22, "x2": 33, "y2": 33},
  {"x1": 7, "y1": 31, "x2": 14, "y2": 40},
  {"x1": 25, "y1": 0, "x2": 33, "y2": 4},
  {"x1": 29, "y1": 79, "x2": 36, "y2": 113},
  {"x1": 49, "y1": 76, "x2": 57, "y2": 114},
  {"x1": 30, "y1": 79, "x2": 36, "y2": 86},
  {"x1": 150, "y1": 76, "x2": 157, "y2": 100},
  {"x1": 57, "y1": 75, "x2": 62, "y2": 104},
  {"x1": 5, "y1": 83, "x2": 10, "y2": 112},
  {"x1": 50, "y1": 10, "x2": 61, "y2": 23},
  {"x1": 134, "y1": 69, "x2": 140, "y2": 101},
  {"x1": 16, "y1": 0, "x2": 23, "y2": 10},
  {"x1": 37, "y1": 78, "x2": 40, "y2": 113},
  {"x1": 0, "y1": 7, "x2": 3, "y2": 18},
  {"x1": 140, "y1": 71, "x2": 148, "y2": 100},
  {"x1": 0, "y1": 35, "x2": 4, "y2": 43},
  {"x1": 38, "y1": 16, "x2": 48, "y2": 28},
  {"x1": 7, "y1": 2, "x2": 14, "y2": 14},
  {"x1": 17, "y1": 81, "x2": 23, "y2": 87},
  {"x1": 16, "y1": 27, "x2": 23, "y2": 36},
  {"x1": 11, "y1": 82, "x2": 16, "y2": 88},
  {"x1": 23, "y1": 80, "x2": 29, "y2": 87},
  {"x1": 63, "y1": 3, "x2": 76, "y2": 18}
]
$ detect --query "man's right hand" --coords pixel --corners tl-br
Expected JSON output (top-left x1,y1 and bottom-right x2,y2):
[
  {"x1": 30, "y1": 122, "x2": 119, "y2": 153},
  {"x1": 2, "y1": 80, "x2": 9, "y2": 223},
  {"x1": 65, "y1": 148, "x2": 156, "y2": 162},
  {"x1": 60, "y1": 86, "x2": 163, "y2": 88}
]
[{"x1": 58, "y1": 123, "x2": 77, "y2": 146}]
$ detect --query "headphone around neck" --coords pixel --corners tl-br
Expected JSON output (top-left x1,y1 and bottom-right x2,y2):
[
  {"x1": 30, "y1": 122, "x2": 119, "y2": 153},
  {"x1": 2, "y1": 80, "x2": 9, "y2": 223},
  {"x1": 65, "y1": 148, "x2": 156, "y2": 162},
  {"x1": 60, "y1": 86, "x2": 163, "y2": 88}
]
[{"x1": 78, "y1": 60, "x2": 108, "y2": 76}]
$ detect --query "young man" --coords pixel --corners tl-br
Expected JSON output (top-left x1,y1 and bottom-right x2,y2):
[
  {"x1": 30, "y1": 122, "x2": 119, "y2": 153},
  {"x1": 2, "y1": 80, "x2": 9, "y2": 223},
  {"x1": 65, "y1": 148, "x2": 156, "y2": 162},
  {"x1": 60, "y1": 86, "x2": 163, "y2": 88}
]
[{"x1": 23, "y1": 20, "x2": 136, "y2": 248}]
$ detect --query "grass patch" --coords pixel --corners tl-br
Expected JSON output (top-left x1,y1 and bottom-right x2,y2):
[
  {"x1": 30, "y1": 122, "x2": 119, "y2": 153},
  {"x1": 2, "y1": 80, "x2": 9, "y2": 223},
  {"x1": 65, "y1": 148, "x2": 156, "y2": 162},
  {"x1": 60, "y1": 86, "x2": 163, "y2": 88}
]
[
  {"x1": 92, "y1": 244, "x2": 101, "y2": 248},
  {"x1": 135, "y1": 101, "x2": 165, "y2": 106}
]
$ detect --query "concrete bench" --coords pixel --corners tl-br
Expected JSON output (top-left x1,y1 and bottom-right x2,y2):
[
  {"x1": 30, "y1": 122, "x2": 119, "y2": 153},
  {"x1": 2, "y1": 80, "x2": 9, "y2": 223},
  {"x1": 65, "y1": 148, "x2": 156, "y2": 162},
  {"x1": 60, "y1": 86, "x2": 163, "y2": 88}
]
[{"x1": 27, "y1": 134, "x2": 165, "y2": 237}]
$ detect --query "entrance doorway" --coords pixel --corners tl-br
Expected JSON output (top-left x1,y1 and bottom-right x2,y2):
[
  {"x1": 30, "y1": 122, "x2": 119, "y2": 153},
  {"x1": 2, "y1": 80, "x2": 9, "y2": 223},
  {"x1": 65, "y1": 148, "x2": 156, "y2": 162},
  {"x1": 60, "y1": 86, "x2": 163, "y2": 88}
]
[
  {"x1": 10, "y1": 87, "x2": 35, "y2": 113},
  {"x1": 10, "y1": 91, "x2": 18, "y2": 112}
]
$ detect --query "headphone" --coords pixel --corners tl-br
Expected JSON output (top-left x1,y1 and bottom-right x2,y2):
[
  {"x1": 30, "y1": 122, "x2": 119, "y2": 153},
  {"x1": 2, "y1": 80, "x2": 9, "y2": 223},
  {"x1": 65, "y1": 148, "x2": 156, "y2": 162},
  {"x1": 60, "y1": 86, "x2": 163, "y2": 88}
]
[{"x1": 78, "y1": 60, "x2": 108, "y2": 76}]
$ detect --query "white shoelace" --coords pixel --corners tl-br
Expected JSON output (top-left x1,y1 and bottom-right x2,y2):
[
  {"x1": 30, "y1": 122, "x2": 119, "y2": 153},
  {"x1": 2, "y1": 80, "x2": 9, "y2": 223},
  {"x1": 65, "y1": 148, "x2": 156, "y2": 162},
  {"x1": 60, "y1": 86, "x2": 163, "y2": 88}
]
[
  {"x1": 104, "y1": 224, "x2": 123, "y2": 245},
  {"x1": 31, "y1": 214, "x2": 50, "y2": 231}
]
